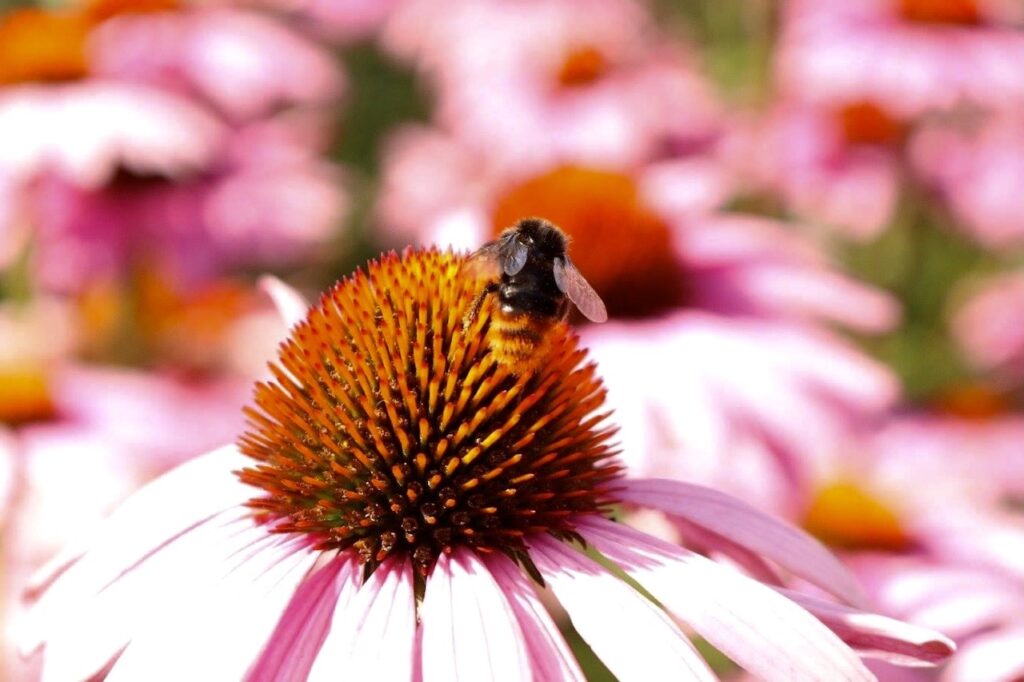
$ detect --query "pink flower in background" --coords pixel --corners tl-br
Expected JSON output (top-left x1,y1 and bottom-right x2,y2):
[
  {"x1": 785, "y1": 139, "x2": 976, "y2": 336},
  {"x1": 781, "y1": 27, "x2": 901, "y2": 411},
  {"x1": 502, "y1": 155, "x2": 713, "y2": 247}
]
[
  {"x1": 911, "y1": 116, "x2": 1024, "y2": 248},
  {"x1": 772, "y1": 408, "x2": 1024, "y2": 680},
  {"x1": 20, "y1": 260, "x2": 952, "y2": 680},
  {"x1": 27, "y1": 117, "x2": 349, "y2": 294},
  {"x1": 91, "y1": 7, "x2": 344, "y2": 121},
  {"x1": 383, "y1": 0, "x2": 724, "y2": 169},
  {"x1": 379, "y1": 126, "x2": 899, "y2": 510},
  {"x1": 952, "y1": 272, "x2": 1024, "y2": 384},
  {"x1": 728, "y1": 102, "x2": 903, "y2": 241},
  {"x1": 0, "y1": 80, "x2": 223, "y2": 191},
  {"x1": 778, "y1": 0, "x2": 1024, "y2": 117},
  {"x1": 0, "y1": 4, "x2": 350, "y2": 295},
  {"x1": 850, "y1": 558, "x2": 1024, "y2": 682}
]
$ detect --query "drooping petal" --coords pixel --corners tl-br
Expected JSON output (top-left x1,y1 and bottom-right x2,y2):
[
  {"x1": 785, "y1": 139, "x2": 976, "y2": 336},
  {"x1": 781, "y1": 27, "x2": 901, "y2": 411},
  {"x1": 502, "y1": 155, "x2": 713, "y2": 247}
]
[
  {"x1": 483, "y1": 554, "x2": 586, "y2": 682},
  {"x1": 258, "y1": 275, "x2": 310, "y2": 330},
  {"x1": 618, "y1": 478, "x2": 867, "y2": 606},
  {"x1": 307, "y1": 557, "x2": 416, "y2": 682},
  {"x1": 530, "y1": 535, "x2": 717, "y2": 682},
  {"x1": 420, "y1": 549, "x2": 532, "y2": 682},
  {"x1": 578, "y1": 516, "x2": 873, "y2": 682},
  {"x1": 103, "y1": 538, "x2": 319, "y2": 681},
  {"x1": 781, "y1": 589, "x2": 955, "y2": 666},
  {"x1": 246, "y1": 553, "x2": 360, "y2": 682},
  {"x1": 23, "y1": 445, "x2": 255, "y2": 653}
]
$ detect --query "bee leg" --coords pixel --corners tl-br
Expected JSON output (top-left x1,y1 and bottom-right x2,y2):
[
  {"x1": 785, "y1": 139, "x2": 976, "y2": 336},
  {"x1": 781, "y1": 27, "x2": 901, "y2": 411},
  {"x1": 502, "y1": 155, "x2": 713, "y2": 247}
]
[{"x1": 463, "y1": 282, "x2": 498, "y2": 330}]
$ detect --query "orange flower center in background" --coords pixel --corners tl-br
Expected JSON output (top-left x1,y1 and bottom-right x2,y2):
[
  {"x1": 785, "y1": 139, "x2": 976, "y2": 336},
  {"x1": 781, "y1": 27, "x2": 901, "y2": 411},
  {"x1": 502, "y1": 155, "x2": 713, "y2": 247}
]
[
  {"x1": 0, "y1": 1, "x2": 180, "y2": 85},
  {"x1": 0, "y1": 365, "x2": 56, "y2": 424},
  {"x1": 0, "y1": 9, "x2": 90, "y2": 85},
  {"x1": 238, "y1": 250, "x2": 621, "y2": 576},
  {"x1": 899, "y1": 0, "x2": 981, "y2": 25},
  {"x1": 556, "y1": 45, "x2": 611, "y2": 87},
  {"x1": 837, "y1": 101, "x2": 906, "y2": 146},
  {"x1": 491, "y1": 166, "x2": 687, "y2": 319},
  {"x1": 933, "y1": 383, "x2": 1012, "y2": 420},
  {"x1": 803, "y1": 481, "x2": 912, "y2": 552},
  {"x1": 82, "y1": 0, "x2": 179, "y2": 22}
]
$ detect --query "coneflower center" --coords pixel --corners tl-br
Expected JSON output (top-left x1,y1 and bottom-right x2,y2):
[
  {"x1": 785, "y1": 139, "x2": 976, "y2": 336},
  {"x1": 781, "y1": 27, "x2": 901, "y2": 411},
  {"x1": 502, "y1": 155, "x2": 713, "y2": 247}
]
[
  {"x1": 238, "y1": 250, "x2": 621, "y2": 576},
  {"x1": 837, "y1": 101, "x2": 906, "y2": 147},
  {"x1": 898, "y1": 0, "x2": 980, "y2": 25}
]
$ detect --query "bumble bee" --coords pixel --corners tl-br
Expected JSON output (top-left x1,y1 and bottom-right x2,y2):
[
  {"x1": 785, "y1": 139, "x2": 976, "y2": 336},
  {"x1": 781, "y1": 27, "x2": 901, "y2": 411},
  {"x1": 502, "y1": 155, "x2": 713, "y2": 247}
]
[{"x1": 462, "y1": 218, "x2": 607, "y2": 374}]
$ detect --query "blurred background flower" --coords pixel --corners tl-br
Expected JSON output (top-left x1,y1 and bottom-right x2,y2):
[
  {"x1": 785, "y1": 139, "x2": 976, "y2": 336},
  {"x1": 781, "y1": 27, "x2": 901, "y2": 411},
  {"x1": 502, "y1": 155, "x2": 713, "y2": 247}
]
[{"x1": 1, "y1": 0, "x2": 1021, "y2": 680}]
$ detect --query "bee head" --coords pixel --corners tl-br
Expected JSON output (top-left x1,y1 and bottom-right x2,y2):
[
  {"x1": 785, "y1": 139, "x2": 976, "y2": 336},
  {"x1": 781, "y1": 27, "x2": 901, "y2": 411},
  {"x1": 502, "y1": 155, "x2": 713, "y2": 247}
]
[{"x1": 515, "y1": 217, "x2": 568, "y2": 258}]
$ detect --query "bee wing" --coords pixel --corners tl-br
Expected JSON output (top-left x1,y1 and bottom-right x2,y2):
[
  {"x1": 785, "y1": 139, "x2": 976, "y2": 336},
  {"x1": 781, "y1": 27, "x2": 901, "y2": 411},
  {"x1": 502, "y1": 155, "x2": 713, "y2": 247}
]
[
  {"x1": 462, "y1": 238, "x2": 508, "y2": 281},
  {"x1": 463, "y1": 232, "x2": 528, "y2": 279},
  {"x1": 502, "y1": 239, "x2": 529, "y2": 276},
  {"x1": 553, "y1": 256, "x2": 608, "y2": 323}
]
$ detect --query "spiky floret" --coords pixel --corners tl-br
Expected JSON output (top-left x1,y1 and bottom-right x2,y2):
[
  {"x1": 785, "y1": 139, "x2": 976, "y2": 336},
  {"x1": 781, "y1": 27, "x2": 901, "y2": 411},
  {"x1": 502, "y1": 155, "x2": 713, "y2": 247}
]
[{"x1": 238, "y1": 249, "x2": 622, "y2": 576}]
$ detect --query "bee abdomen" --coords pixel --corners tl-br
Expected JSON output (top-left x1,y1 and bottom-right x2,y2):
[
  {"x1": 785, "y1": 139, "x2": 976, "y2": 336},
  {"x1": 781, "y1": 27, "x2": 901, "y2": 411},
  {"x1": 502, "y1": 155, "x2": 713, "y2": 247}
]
[{"x1": 488, "y1": 312, "x2": 555, "y2": 374}]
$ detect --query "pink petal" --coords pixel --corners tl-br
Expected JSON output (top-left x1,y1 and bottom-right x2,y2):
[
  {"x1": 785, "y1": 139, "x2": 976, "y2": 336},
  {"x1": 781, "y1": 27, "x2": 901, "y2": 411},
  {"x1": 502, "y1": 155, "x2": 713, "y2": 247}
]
[
  {"x1": 246, "y1": 553, "x2": 361, "y2": 682},
  {"x1": 420, "y1": 549, "x2": 532, "y2": 681},
  {"x1": 103, "y1": 539, "x2": 319, "y2": 681},
  {"x1": 943, "y1": 626, "x2": 1024, "y2": 682},
  {"x1": 258, "y1": 275, "x2": 311, "y2": 330},
  {"x1": 578, "y1": 516, "x2": 873, "y2": 682},
  {"x1": 308, "y1": 557, "x2": 416, "y2": 681},
  {"x1": 529, "y1": 535, "x2": 717, "y2": 682},
  {"x1": 483, "y1": 555, "x2": 586, "y2": 682},
  {"x1": 23, "y1": 446, "x2": 255, "y2": 652},
  {"x1": 618, "y1": 478, "x2": 867, "y2": 606},
  {"x1": 781, "y1": 589, "x2": 955, "y2": 666}
]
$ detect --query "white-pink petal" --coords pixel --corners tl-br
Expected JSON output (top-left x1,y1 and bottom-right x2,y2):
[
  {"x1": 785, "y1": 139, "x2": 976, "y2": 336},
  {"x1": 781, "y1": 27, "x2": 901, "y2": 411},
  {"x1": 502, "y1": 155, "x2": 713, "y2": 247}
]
[
  {"x1": 38, "y1": 512, "x2": 275, "y2": 682},
  {"x1": 246, "y1": 553, "x2": 360, "y2": 682},
  {"x1": 781, "y1": 589, "x2": 955, "y2": 667},
  {"x1": 258, "y1": 275, "x2": 311, "y2": 330},
  {"x1": 308, "y1": 557, "x2": 416, "y2": 681},
  {"x1": 23, "y1": 445, "x2": 255, "y2": 653},
  {"x1": 578, "y1": 516, "x2": 873, "y2": 682},
  {"x1": 420, "y1": 549, "x2": 532, "y2": 682},
  {"x1": 619, "y1": 478, "x2": 867, "y2": 606},
  {"x1": 483, "y1": 554, "x2": 586, "y2": 682},
  {"x1": 530, "y1": 535, "x2": 717, "y2": 682},
  {"x1": 103, "y1": 539, "x2": 319, "y2": 681}
]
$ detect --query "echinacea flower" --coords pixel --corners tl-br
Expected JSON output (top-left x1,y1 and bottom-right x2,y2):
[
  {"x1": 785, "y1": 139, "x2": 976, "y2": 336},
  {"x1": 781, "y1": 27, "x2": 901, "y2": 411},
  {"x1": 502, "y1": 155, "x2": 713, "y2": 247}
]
[
  {"x1": 382, "y1": 0, "x2": 722, "y2": 169},
  {"x1": 21, "y1": 249, "x2": 952, "y2": 680},
  {"x1": 910, "y1": 116, "x2": 1024, "y2": 249},
  {"x1": 727, "y1": 102, "x2": 903, "y2": 241},
  {"x1": 777, "y1": 0, "x2": 1024, "y2": 118},
  {"x1": 851, "y1": 557, "x2": 1024, "y2": 682},
  {"x1": 0, "y1": 7, "x2": 223, "y2": 190},
  {"x1": 0, "y1": 3, "x2": 349, "y2": 295},
  {"x1": 90, "y1": 7, "x2": 344, "y2": 121},
  {"x1": 737, "y1": 396, "x2": 1024, "y2": 681}
]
